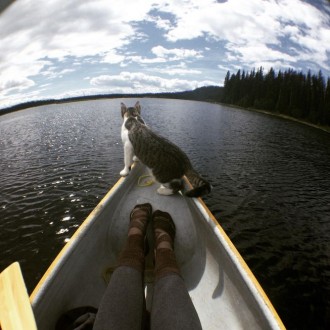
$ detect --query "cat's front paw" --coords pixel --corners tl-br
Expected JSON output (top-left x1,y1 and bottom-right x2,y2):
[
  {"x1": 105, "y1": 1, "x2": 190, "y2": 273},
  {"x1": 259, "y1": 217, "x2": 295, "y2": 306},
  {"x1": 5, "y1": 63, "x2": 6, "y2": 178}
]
[
  {"x1": 133, "y1": 156, "x2": 139, "y2": 162},
  {"x1": 120, "y1": 168, "x2": 130, "y2": 177}
]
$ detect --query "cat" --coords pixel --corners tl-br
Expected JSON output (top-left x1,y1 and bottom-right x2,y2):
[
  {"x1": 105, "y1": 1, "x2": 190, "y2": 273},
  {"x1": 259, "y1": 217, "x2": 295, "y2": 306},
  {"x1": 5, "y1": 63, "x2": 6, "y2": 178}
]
[{"x1": 120, "y1": 101, "x2": 211, "y2": 197}]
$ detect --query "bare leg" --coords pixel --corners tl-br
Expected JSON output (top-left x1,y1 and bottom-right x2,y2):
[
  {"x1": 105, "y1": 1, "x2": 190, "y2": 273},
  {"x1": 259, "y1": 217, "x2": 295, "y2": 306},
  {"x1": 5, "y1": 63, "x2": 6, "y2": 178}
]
[{"x1": 150, "y1": 211, "x2": 202, "y2": 330}]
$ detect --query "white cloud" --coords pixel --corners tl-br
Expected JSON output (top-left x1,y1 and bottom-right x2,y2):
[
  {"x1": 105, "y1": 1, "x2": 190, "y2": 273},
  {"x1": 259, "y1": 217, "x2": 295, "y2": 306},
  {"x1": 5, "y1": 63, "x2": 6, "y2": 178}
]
[
  {"x1": 0, "y1": 59, "x2": 50, "y2": 95},
  {"x1": 127, "y1": 56, "x2": 167, "y2": 64},
  {"x1": 146, "y1": 15, "x2": 173, "y2": 31},
  {"x1": 41, "y1": 68, "x2": 76, "y2": 80},
  {"x1": 0, "y1": 88, "x2": 44, "y2": 109},
  {"x1": 0, "y1": 77, "x2": 35, "y2": 94},
  {"x1": 151, "y1": 45, "x2": 203, "y2": 60},
  {"x1": 157, "y1": 67, "x2": 202, "y2": 76},
  {"x1": 124, "y1": 46, "x2": 203, "y2": 66},
  {"x1": 102, "y1": 51, "x2": 126, "y2": 64},
  {"x1": 90, "y1": 72, "x2": 216, "y2": 93},
  {"x1": 226, "y1": 43, "x2": 297, "y2": 66},
  {"x1": 0, "y1": 1, "x2": 132, "y2": 60},
  {"x1": 0, "y1": 0, "x2": 156, "y2": 97},
  {"x1": 150, "y1": 61, "x2": 202, "y2": 76},
  {"x1": 156, "y1": 0, "x2": 330, "y2": 70},
  {"x1": 0, "y1": 0, "x2": 329, "y2": 108}
]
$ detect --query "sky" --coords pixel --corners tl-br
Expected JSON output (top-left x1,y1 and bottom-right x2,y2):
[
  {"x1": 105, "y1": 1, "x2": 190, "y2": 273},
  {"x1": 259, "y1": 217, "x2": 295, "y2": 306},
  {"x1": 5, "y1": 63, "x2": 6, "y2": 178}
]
[{"x1": 0, "y1": 0, "x2": 330, "y2": 109}]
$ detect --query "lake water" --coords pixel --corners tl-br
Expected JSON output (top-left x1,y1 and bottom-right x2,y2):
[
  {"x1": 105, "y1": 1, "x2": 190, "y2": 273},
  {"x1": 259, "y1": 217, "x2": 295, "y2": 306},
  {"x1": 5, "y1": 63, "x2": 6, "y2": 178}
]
[{"x1": 0, "y1": 98, "x2": 329, "y2": 329}]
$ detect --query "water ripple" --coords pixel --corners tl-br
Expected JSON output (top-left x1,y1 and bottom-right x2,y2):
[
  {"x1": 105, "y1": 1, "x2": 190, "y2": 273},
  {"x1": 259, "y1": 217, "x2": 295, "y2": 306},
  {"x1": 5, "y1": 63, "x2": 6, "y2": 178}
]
[{"x1": 0, "y1": 99, "x2": 329, "y2": 329}]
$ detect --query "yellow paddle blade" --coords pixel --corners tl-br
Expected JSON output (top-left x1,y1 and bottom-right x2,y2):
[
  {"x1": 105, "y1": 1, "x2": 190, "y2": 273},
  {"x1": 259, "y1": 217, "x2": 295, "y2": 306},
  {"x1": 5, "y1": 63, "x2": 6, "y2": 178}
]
[{"x1": 0, "y1": 262, "x2": 37, "y2": 330}]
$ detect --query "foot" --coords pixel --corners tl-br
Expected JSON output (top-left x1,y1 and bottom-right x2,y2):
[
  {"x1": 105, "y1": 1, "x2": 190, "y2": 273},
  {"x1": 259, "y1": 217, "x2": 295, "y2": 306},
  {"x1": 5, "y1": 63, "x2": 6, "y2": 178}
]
[
  {"x1": 120, "y1": 167, "x2": 130, "y2": 177},
  {"x1": 117, "y1": 203, "x2": 152, "y2": 272},
  {"x1": 129, "y1": 203, "x2": 152, "y2": 237},
  {"x1": 157, "y1": 185, "x2": 174, "y2": 196},
  {"x1": 133, "y1": 155, "x2": 139, "y2": 162},
  {"x1": 152, "y1": 210, "x2": 176, "y2": 250},
  {"x1": 152, "y1": 210, "x2": 180, "y2": 280}
]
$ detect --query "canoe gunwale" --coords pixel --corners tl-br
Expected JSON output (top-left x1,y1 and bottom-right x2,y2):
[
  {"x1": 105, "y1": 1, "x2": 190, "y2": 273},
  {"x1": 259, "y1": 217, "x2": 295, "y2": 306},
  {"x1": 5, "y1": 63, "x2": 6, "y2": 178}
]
[
  {"x1": 183, "y1": 174, "x2": 284, "y2": 329},
  {"x1": 30, "y1": 175, "x2": 127, "y2": 305},
  {"x1": 30, "y1": 163, "x2": 285, "y2": 329},
  {"x1": 190, "y1": 196, "x2": 285, "y2": 330}
]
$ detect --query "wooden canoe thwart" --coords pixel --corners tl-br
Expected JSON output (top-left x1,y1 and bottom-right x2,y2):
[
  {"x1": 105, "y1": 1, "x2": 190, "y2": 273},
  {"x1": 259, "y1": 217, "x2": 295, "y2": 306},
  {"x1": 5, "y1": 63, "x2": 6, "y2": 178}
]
[{"x1": 24, "y1": 162, "x2": 285, "y2": 329}]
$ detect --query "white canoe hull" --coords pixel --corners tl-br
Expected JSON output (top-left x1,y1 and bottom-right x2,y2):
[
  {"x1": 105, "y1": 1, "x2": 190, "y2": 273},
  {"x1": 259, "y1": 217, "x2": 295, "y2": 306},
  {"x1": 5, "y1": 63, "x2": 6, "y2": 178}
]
[{"x1": 30, "y1": 163, "x2": 285, "y2": 329}]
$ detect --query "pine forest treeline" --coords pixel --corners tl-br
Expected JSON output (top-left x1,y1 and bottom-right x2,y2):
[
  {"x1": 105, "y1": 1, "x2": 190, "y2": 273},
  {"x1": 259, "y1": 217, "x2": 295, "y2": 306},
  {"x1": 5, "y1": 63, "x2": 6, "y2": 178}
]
[{"x1": 222, "y1": 67, "x2": 330, "y2": 126}]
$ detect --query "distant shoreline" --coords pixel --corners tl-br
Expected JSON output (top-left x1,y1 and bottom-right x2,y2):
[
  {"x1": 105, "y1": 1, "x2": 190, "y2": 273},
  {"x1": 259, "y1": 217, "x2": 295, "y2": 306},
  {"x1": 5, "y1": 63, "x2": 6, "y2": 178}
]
[
  {"x1": 1, "y1": 89, "x2": 329, "y2": 134},
  {"x1": 0, "y1": 94, "x2": 132, "y2": 116},
  {"x1": 0, "y1": 86, "x2": 223, "y2": 117},
  {"x1": 221, "y1": 103, "x2": 330, "y2": 134}
]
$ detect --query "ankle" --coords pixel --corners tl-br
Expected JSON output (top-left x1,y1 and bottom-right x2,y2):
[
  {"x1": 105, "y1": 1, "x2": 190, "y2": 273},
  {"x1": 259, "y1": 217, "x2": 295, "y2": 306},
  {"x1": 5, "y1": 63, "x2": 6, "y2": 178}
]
[
  {"x1": 154, "y1": 248, "x2": 180, "y2": 281},
  {"x1": 152, "y1": 211, "x2": 175, "y2": 249},
  {"x1": 128, "y1": 203, "x2": 152, "y2": 238},
  {"x1": 155, "y1": 231, "x2": 173, "y2": 251},
  {"x1": 117, "y1": 234, "x2": 146, "y2": 272},
  {"x1": 127, "y1": 234, "x2": 145, "y2": 250},
  {"x1": 128, "y1": 227, "x2": 143, "y2": 237}
]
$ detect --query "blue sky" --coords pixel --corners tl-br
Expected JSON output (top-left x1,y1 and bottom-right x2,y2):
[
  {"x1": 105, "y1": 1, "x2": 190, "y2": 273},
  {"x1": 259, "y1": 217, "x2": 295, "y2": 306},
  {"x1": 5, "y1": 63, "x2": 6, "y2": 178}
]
[{"x1": 0, "y1": 0, "x2": 330, "y2": 109}]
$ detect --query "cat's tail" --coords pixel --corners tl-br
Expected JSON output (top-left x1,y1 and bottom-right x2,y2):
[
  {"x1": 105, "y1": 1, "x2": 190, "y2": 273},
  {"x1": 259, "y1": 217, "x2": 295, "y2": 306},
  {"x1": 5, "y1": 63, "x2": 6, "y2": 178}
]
[{"x1": 184, "y1": 168, "x2": 211, "y2": 197}]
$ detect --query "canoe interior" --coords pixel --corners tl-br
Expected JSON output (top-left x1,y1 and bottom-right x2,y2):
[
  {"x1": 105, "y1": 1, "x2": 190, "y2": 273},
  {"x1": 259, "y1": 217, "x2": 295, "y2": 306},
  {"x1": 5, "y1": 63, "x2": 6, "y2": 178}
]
[{"x1": 31, "y1": 163, "x2": 284, "y2": 330}]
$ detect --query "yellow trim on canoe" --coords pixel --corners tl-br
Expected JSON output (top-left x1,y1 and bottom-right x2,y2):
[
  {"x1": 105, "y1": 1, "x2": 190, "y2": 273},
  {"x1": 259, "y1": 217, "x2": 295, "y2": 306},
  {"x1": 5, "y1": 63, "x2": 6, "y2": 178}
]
[
  {"x1": 197, "y1": 196, "x2": 285, "y2": 329},
  {"x1": 31, "y1": 166, "x2": 285, "y2": 329},
  {"x1": 30, "y1": 176, "x2": 126, "y2": 303},
  {"x1": 183, "y1": 176, "x2": 285, "y2": 329}
]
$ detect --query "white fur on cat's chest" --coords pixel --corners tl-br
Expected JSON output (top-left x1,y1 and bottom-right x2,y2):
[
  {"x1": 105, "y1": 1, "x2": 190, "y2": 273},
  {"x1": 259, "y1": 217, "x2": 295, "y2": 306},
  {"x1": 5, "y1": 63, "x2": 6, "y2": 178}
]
[
  {"x1": 121, "y1": 120, "x2": 134, "y2": 154},
  {"x1": 120, "y1": 119, "x2": 135, "y2": 177},
  {"x1": 121, "y1": 120, "x2": 129, "y2": 144}
]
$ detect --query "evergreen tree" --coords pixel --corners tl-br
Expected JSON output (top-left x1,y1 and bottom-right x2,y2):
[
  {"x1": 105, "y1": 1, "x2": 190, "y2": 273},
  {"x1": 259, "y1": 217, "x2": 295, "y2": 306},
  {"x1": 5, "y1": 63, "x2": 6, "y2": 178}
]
[
  {"x1": 325, "y1": 78, "x2": 330, "y2": 125},
  {"x1": 221, "y1": 67, "x2": 329, "y2": 127},
  {"x1": 264, "y1": 67, "x2": 277, "y2": 111}
]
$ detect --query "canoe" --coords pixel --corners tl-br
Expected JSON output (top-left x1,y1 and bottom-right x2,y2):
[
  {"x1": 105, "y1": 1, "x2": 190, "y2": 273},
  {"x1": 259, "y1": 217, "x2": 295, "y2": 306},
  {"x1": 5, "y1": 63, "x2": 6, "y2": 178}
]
[{"x1": 28, "y1": 162, "x2": 285, "y2": 329}]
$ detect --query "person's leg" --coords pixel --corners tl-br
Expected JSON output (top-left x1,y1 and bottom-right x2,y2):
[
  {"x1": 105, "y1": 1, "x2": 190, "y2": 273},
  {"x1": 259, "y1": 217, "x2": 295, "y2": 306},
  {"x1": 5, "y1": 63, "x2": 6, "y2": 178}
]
[
  {"x1": 93, "y1": 203, "x2": 152, "y2": 330},
  {"x1": 150, "y1": 211, "x2": 202, "y2": 330}
]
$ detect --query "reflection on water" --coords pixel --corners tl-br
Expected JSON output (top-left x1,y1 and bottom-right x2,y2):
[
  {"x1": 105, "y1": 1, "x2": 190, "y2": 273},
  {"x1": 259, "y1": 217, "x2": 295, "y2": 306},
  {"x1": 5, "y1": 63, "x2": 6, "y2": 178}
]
[{"x1": 1, "y1": 98, "x2": 329, "y2": 329}]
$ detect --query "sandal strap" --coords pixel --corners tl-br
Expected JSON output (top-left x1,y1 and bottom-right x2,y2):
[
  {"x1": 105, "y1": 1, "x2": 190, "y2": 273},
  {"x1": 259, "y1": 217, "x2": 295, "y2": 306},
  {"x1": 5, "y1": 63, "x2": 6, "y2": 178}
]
[
  {"x1": 153, "y1": 215, "x2": 175, "y2": 240},
  {"x1": 130, "y1": 215, "x2": 148, "y2": 232},
  {"x1": 155, "y1": 233, "x2": 174, "y2": 249},
  {"x1": 152, "y1": 211, "x2": 176, "y2": 252},
  {"x1": 130, "y1": 206, "x2": 151, "y2": 219},
  {"x1": 129, "y1": 203, "x2": 152, "y2": 234}
]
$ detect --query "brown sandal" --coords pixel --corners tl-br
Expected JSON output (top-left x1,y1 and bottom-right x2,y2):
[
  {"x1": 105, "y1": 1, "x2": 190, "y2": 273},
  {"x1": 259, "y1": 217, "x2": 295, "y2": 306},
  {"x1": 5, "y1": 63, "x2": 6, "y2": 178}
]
[
  {"x1": 129, "y1": 203, "x2": 152, "y2": 236},
  {"x1": 152, "y1": 210, "x2": 180, "y2": 280},
  {"x1": 117, "y1": 203, "x2": 152, "y2": 272},
  {"x1": 152, "y1": 210, "x2": 176, "y2": 249}
]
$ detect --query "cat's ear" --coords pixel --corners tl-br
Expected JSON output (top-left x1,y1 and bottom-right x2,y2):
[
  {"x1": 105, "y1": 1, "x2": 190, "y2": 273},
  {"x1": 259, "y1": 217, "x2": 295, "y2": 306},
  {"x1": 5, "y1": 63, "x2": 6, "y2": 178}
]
[
  {"x1": 135, "y1": 101, "x2": 141, "y2": 115},
  {"x1": 121, "y1": 103, "x2": 127, "y2": 118}
]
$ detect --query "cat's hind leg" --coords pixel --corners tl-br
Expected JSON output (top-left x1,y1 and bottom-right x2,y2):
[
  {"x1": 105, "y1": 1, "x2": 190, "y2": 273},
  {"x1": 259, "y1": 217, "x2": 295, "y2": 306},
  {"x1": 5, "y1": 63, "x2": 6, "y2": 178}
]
[{"x1": 157, "y1": 183, "x2": 174, "y2": 196}]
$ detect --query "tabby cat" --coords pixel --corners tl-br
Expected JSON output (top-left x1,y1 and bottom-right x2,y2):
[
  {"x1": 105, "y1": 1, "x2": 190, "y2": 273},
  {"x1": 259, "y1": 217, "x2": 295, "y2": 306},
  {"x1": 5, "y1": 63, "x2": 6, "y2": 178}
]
[{"x1": 120, "y1": 102, "x2": 211, "y2": 197}]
